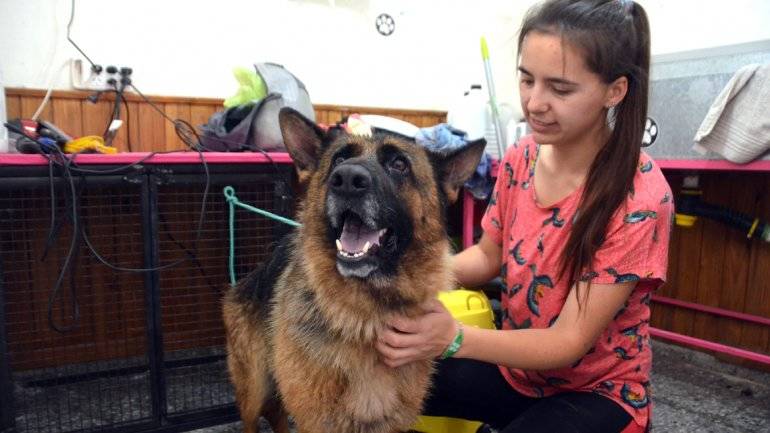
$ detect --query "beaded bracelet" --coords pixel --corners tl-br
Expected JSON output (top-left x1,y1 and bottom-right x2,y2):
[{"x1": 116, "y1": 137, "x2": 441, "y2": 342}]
[{"x1": 440, "y1": 322, "x2": 464, "y2": 359}]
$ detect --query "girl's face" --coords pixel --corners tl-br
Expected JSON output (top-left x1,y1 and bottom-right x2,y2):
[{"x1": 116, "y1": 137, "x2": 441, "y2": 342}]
[{"x1": 518, "y1": 31, "x2": 625, "y2": 148}]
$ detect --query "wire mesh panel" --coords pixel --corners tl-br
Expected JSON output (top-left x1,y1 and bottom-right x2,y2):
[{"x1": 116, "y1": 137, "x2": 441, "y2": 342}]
[
  {"x1": 0, "y1": 164, "x2": 294, "y2": 432},
  {"x1": 0, "y1": 176, "x2": 152, "y2": 432},
  {"x1": 156, "y1": 176, "x2": 285, "y2": 416}
]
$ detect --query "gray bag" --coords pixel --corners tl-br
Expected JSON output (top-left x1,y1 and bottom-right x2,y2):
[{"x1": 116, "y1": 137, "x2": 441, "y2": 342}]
[{"x1": 200, "y1": 63, "x2": 315, "y2": 152}]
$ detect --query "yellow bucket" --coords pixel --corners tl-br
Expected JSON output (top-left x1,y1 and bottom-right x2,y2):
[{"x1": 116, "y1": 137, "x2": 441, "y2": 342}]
[
  {"x1": 437, "y1": 289, "x2": 495, "y2": 330},
  {"x1": 411, "y1": 289, "x2": 495, "y2": 433}
]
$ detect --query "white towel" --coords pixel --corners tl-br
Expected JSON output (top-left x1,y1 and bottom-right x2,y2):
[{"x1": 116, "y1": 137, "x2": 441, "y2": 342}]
[{"x1": 693, "y1": 63, "x2": 770, "y2": 164}]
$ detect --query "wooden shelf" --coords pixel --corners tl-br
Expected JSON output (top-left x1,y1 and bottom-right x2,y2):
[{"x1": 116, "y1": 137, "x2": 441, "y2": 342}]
[
  {"x1": 0, "y1": 151, "x2": 293, "y2": 166},
  {"x1": 656, "y1": 159, "x2": 770, "y2": 172}
]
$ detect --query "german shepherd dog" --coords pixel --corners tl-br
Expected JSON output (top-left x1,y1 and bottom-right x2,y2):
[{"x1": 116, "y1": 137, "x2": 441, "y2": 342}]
[{"x1": 223, "y1": 108, "x2": 485, "y2": 433}]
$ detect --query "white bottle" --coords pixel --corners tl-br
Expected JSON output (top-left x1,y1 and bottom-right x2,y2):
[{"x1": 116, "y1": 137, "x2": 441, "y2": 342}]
[
  {"x1": 0, "y1": 71, "x2": 7, "y2": 153},
  {"x1": 448, "y1": 84, "x2": 489, "y2": 142}
]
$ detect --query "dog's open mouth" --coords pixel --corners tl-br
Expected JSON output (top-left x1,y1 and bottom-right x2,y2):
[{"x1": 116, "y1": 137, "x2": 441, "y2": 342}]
[{"x1": 335, "y1": 212, "x2": 387, "y2": 260}]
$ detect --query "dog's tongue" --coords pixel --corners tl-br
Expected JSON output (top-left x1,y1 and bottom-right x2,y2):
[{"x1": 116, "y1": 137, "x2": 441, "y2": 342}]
[{"x1": 339, "y1": 214, "x2": 380, "y2": 253}]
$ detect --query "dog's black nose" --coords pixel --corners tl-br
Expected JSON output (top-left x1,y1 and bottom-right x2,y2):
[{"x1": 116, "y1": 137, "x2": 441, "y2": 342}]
[{"x1": 330, "y1": 164, "x2": 371, "y2": 196}]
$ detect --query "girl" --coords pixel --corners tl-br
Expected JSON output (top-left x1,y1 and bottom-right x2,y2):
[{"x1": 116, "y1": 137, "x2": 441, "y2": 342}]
[{"x1": 376, "y1": 1, "x2": 672, "y2": 432}]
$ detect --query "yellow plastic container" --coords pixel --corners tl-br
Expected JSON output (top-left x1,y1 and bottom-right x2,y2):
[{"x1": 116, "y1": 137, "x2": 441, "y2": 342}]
[
  {"x1": 675, "y1": 213, "x2": 698, "y2": 227},
  {"x1": 411, "y1": 289, "x2": 495, "y2": 433},
  {"x1": 437, "y1": 289, "x2": 495, "y2": 330},
  {"x1": 413, "y1": 415, "x2": 482, "y2": 433}
]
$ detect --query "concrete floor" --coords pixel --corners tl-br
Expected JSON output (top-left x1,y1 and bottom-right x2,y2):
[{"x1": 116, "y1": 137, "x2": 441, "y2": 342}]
[
  {"x1": 192, "y1": 340, "x2": 770, "y2": 433},
  {"x1": 651, "y1": 340, "x2": 770, "y2": 433}
]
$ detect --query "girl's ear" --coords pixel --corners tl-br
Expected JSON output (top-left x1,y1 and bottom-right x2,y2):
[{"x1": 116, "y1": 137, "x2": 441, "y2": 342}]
[{"x1": 605, "y1": 75, "x2": 628, "y2": 108}]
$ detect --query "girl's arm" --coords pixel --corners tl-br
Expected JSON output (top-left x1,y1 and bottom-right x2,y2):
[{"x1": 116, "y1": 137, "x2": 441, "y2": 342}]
[
  {"x1": 455, "y1": 280, "x2": 635, "y2": 369},
  {"x1": 377, "y1": 278, "x2": 635, "y2": 370},
  {"x1": 452, "y1": 232, "x2": 502, "y2": 287}
]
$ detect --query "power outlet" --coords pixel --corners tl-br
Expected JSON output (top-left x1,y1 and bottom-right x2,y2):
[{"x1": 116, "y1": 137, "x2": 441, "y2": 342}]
[{"x1": 70, "y1": 59, "x2": 130, "y2": 92}]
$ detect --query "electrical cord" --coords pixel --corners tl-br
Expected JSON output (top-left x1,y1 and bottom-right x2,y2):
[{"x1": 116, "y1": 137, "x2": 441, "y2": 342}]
[
  {"x1": 41, "y1": 150, "x2": 82, "y2": 333},
  {"x1": 16, "y1": 1, "x2": 219, "y2": 331},
  {"x1": 102, "y1": 81, "x2": 122, "y2": 139},
  {"x1": 8, "y1": 48, "x2": 294, "y2": 332},
  {"x1": 32, "y1": 61, "x2": 70, "y2": 121},
  {"x1": 5, "y1": 113, "x2": 212, "y2": 330},
  {"x1": 66, "y1": 0, "x2": 96, "y2": 68}
]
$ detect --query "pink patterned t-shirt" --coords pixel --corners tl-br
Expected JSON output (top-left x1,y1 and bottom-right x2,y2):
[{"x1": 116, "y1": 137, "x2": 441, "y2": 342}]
[{"x1": 481, "y1": 135, "x2": 673, "y2": 431}]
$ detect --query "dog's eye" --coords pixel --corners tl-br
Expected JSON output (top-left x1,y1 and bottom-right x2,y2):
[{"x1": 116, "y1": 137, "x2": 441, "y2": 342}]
[
  {"x1": 388, "y1": 157, "x2": 409, "y2": 174},
  {"x1": 333, "y1": 156, "x2": 346, "y2": 166}
]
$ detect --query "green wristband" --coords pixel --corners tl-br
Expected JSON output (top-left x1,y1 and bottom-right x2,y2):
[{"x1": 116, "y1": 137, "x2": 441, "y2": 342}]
[{"x1": 440, "y1": 322, "x2": 464, "y2": 359}]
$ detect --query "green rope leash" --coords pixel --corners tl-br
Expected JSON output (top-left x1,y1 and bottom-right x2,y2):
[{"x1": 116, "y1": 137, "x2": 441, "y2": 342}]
[{"x1": 224, "y1": 186, "x2": 301, "y2": 286}]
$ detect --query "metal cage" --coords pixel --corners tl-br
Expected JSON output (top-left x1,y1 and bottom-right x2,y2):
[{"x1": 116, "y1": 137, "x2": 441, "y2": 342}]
[{"x1": 0, "y1": 156, "x2": 294, "y2": 433}]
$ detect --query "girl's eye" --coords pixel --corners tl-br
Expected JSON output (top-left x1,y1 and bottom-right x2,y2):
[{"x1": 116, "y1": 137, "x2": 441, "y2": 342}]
[
  {"x1": 389, "y1": 157, "x2": 408, "y2": 173},
  {"x1": 552, "y1": 86, "x2": 572, "y2": 96},
  {"x1": 520, "y1": 78, "x2": 534, "y2": 87}
]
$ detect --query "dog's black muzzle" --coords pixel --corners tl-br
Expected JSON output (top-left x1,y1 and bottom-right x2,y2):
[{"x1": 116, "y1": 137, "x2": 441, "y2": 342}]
[{"x1": 326, "y1": 161, "x2": 401, "y2": 279}]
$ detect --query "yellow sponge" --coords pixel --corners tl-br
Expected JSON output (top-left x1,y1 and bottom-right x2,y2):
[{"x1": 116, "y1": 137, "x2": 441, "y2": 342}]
[{"x1": 64, "y1": 136, "x2": 117, "y2": 154}]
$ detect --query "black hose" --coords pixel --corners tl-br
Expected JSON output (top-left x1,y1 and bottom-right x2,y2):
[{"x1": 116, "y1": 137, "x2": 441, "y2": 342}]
[{"x1": 677, "y1": 192, "x2": 767, "y2": 240}]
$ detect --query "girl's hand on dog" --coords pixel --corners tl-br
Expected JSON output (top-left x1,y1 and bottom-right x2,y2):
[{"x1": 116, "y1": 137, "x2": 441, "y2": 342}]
[{"x1": 376, "y1": 299, "x2": 458, "y2": 368}]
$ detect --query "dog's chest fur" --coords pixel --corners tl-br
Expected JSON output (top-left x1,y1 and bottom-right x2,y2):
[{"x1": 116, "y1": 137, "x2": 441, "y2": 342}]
[{"x1": 267, "y1": 255, "x2": 436, "y2": 430}]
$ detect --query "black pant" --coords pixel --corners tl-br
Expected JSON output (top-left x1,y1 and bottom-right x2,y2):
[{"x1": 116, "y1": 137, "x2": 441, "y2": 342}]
[{"x1": 424, "y1": 358, "x2": 633, "y2": 433}]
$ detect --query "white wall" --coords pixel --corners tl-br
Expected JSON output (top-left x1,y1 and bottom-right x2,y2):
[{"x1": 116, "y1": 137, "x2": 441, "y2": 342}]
[
  {"x1": 0, "y1": 0, "x2": 520, "y2": 111},
  {"x1": 0, "y1": 0, "x2": 769, "y2": 114},
  {"x1": 641, "y1": 0, "x2": 770, "y2": 55}
]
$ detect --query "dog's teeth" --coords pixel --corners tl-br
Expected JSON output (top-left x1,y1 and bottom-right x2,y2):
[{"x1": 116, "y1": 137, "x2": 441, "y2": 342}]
[
  {"x1": 363, "y1": 241, "x2": 371, "y2": 253},
  {"x1": 336, "y1": 239, "x2": 342, "y2": 252},
  {"x1": 378, "y1": 229, "x2": 387, "y2": 237}
]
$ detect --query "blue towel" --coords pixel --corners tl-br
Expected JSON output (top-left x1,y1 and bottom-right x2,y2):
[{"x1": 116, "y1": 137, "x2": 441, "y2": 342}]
[{"x1": 416, "y1": 124, "x2": 492, "y2": 200}]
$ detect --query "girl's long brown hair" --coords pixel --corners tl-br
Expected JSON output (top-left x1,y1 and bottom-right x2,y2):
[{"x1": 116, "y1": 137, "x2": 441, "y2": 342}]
[{"x1": 518, "y1": 0, "x2": 651, "y2": 295}]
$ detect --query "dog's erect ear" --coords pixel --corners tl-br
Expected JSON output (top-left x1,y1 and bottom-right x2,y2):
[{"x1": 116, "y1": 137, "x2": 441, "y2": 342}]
[
  {"x1": 279, "y1": 107, "x2": 325, "y2": 181},
  {"x1": 437, "y1": 138, "x2": 486, "y2": 204}
]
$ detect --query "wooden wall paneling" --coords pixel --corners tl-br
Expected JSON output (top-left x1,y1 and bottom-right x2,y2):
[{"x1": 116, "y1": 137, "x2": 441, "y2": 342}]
[
  {"x1": 716, "y1": 174, "x2": 755, "y2": 350},
  {"x1": 762, "y1": 175, "x2": 770, "y2": 356},
  {"x1": 36, "y1": 203, "x2": 78, "y2": 367},
  {"x1": 88, "y1": 192, "x2": 131, "y2": 360},
  {"x1": 81, "y1": 99, "x2": 113, "y2": 144},
  {"x1": 7, "y1": 201, "x2": 48, "y2": 369},
  {"x1": 739, "y1": 174, "x2": 770, "y2": 356},
  {"x1": 5, "y1": 94, "x2": 21, "y2": 119},
  {"x1": 136, "y1": 102, "x2": 166, "y2": 153},
  {"x1": 423, "y1": 114, "x2": 445, "y2": 127},
  {"x1": 159, "y1": 186, "x2": 198, "y2": 352},
  {"x1": 114, "y1": 193, "x2": 145, "y2": 359},
  {"x1": 164, "y1": 103, "x2": 192, "y2": 151},
  {"x1": 19, "y1": 95, "x2": 50, "y2": 120},
  {"x1": 314, "y1": 109, "x2": 328, "y2": 125},
  {"x1": 126, "y1": 101, "x2": 141, "y2": 152},
  {"x1": 692, "y1": 174, "x2": 730, "y2": 343},
  {"x1": 653, "y1": 228, "x2": 679, "y2": 330},
  {"x1": 668, "y1": 178, "x2": 705, "y2": 337},
  {"x1": 51, "y1": 99, "x2": 83, "y2": 138},
  {"x1": 86, "y1": 97, "x2": 130, "y2": 152},
  {"x1": 326, "y1": 110, "x2": 343, "y2": 125},
  {"x1": 112, "y1": 105, "x2": 129, "y2": 152},
  {"x1": 404, "y1": 114, "x2": 423, "y2": 127},
  {"x1": 190, "y1": 103, "x2": 219, "y2": 137},
  {"x1": 651, "y1": 172, "x2": 680, "y2": 331},
  {"x1": 6, "y1": 90, "x2": 450, "y2": 153},
  {"x1": 179, "y1": 188, "x2": 200, "y2": 350}
]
